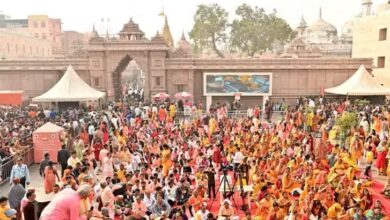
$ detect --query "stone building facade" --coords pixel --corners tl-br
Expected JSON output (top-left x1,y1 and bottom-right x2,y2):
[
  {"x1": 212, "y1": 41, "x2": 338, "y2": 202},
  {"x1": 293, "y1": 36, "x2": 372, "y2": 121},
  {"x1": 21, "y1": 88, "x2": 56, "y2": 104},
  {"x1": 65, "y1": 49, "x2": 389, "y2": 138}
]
[
  {"x1": 0, "y1": 14, "x2": 62, "y2": 52},
  {"x1": 352, "y1": 1, "x2": 390, "y2": 87},
  {"x1": 0, "y1": 30, "x2": 52, "y2": 59},
  {"x1": 0, "y1": 18, "x2": 373, "y2": 108},
  {"x1": 27, "y1": 15, "x2": 62, "y2": 51}
]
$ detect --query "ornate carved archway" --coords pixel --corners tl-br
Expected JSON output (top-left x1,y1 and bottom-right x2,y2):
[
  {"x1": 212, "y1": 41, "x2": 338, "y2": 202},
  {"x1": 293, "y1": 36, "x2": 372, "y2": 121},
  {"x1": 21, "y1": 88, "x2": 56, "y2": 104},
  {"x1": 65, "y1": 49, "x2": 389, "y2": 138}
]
[{"x1": 112, "y1": 54, "x2": 132, "y2": 101}]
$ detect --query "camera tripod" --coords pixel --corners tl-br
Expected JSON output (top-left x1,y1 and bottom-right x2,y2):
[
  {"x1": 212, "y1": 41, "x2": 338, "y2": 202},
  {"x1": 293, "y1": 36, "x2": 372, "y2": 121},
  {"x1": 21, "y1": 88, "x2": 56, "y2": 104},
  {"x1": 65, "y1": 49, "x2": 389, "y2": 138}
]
[{"x1": 207, "y1": 170, "x2": 238, "y2": 212}]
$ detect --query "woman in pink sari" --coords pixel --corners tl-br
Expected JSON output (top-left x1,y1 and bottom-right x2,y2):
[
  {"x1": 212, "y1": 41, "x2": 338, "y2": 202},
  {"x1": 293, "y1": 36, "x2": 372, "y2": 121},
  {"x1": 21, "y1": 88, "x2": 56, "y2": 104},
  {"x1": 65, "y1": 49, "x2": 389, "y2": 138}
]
[{"x1": 44, "y1": 161, "x2": 60, "y2": 194}]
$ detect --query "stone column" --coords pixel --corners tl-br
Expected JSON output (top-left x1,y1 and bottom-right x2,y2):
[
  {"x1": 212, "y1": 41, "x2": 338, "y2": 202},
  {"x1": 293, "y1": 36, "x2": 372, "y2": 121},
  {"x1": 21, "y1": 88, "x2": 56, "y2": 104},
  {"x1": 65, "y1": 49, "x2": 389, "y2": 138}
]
[
  {"x1": 262, "y1": 96, "x2": 269, "y2": 120},
  {"x1": 188, "y1": 70, "x2": 194, "y2": 95},
  {"x1": 206, "y1": 96, "x2": 212, "y2": 113}
]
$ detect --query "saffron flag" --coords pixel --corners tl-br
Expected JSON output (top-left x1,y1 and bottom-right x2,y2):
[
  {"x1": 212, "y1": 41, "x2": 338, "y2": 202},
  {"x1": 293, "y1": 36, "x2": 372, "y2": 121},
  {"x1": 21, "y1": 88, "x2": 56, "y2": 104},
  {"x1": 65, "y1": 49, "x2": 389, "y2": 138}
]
[{"x1": 159, "y1": 11, "x2": 165, "y2": 17}]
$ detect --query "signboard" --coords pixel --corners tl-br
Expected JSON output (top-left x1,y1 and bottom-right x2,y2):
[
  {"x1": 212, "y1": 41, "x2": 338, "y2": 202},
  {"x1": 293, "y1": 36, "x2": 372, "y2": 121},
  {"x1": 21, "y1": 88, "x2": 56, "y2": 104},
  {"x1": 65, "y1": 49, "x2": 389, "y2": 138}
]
[{"x1": 203, "y1": 72, "x2": 272, "y2": 96}]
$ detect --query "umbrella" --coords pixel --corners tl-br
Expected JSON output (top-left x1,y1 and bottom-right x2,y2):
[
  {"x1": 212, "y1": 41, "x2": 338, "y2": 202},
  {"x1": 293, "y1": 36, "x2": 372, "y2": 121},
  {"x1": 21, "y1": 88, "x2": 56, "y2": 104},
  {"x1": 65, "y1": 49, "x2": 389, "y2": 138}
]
[
  {"x1": 153, "y1": 92, "x2": 170, "y2": 99},
  {"x1": 174, "y1": 91, "x2": 193, "y2": 100}
]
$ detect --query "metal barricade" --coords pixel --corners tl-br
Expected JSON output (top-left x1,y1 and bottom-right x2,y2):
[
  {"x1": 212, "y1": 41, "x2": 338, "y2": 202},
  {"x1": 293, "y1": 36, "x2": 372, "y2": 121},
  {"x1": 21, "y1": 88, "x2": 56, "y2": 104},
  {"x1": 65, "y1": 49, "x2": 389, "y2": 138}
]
[
  {"x1": 174, "y1": 110, "x2": 284, "y2": 121},
  {"x1": 0, "y1": 146, "x2": 34, "y2": 185}
]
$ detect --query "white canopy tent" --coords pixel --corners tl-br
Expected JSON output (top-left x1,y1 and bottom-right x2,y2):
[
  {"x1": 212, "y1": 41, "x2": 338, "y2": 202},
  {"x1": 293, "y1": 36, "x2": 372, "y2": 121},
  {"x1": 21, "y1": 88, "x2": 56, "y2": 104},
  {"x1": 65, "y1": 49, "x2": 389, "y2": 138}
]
[
  {"x1": 33, "y1": 65, "x2": 105, "y2": 102},
  {"x1": 325, "y1": 65, "x2": 390, "y2": 96}
]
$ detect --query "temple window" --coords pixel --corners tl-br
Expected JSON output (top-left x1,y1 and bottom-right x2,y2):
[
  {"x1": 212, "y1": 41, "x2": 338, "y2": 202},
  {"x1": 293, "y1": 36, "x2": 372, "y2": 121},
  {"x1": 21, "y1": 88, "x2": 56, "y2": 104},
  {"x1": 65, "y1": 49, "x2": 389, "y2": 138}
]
[
  {"x1": 379, "y1": 28, "x2": 387, "y2": 41},
  {"x1": 378, "y1": 56, "x2": 385, "y2": 68},
  {"x1": 155, "y1": 76, "x2": 161, "y2": 86}
]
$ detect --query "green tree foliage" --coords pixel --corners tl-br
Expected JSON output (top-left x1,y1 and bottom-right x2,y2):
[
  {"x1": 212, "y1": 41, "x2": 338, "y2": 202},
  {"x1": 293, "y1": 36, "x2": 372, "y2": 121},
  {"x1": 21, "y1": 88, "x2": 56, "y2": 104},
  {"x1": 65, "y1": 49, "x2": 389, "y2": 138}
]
[
  {"x1": 189, "y1": 4, "x2": 228, "y2": 58},
  {"x1": 230, "y1": 4, "x2": 293, "y2": 57},
  {"x1": 336, "y1": 112, "x2": 359, "y2": 134}
]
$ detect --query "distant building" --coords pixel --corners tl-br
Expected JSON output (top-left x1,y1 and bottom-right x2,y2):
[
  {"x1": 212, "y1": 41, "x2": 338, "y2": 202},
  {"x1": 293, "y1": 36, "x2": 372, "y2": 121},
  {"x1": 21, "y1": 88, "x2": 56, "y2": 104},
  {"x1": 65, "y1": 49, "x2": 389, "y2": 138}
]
[
  {"x1": 0, "y1": 14, "x2": 62, "y2": 53},
  {"x1": 0, "y1": 13, "x2": 373, "y2": 106},
  {"x1": 352, "y1": 0, "x2": 390, "y2": 86},
  {"x1": 282, "y1": 8, "x2": 352, "y2": 58},
  {"x1": 0, "y1": 30, "x2": 52, "y2": 59},
  {"x1": 28, "y1": 15, "x2": 62, "y2": 50},
  {"x1": 61, "y1": 31, "x2": 92, "y2": 56},
  {"x1": 0, "y1": 13, "x2": 27, "y2": 29}
]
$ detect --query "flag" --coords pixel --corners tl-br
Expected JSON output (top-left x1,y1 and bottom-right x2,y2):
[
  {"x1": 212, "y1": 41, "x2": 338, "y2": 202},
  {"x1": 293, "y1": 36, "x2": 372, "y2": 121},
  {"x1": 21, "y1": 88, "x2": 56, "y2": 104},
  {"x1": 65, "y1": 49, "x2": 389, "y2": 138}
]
[{"x1": 159, "y1": 11, "x2": 165, "y2": 17}]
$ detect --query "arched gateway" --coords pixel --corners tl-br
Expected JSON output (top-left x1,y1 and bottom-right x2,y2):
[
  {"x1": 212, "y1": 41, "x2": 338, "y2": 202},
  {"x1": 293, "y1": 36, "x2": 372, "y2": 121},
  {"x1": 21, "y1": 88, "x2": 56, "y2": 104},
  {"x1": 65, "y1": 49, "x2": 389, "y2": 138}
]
[
  {"x1": 88, "y1": 18, "x2": 169, "y2": 101},
  {"x1": 86, "y1": 18, "x2": 371, "y2": 108}
]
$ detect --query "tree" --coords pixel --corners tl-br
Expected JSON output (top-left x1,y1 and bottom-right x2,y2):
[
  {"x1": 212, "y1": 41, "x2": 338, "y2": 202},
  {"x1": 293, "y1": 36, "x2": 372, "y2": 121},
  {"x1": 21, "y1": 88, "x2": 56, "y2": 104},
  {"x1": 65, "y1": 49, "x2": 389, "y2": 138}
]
[
  {"x1": 189, "y1": 4, "x2": 228, "y2": 58},
  {"x1": 336, "y1": 112, "x2": 359, "y2": 143},
  {"x1": 230, "y1": 4, "x2": 293, "y2": 57}
]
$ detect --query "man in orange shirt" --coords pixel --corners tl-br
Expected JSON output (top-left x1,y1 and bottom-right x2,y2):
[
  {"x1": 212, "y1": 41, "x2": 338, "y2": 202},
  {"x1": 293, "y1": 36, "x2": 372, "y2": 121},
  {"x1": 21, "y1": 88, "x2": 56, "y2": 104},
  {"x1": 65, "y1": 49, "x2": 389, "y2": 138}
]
[{"x1": 187, "y1": 190, "x2": 204, "y2": 216}]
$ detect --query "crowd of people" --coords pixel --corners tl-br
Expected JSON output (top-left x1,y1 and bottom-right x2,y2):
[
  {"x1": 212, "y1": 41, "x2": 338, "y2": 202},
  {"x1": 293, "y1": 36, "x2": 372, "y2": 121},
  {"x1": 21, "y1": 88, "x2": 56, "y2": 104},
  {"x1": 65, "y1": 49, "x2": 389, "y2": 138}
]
[{"x1": 1, "y1": 96, "x2": 390, "y2": 219}]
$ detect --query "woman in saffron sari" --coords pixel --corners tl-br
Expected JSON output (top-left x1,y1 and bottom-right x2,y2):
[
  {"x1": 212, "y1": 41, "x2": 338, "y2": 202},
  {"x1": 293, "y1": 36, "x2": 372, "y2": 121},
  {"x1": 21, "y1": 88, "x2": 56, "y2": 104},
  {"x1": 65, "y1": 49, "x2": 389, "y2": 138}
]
[{"x1": 161, "y1": 144, "x2": 172, "y2": 177}]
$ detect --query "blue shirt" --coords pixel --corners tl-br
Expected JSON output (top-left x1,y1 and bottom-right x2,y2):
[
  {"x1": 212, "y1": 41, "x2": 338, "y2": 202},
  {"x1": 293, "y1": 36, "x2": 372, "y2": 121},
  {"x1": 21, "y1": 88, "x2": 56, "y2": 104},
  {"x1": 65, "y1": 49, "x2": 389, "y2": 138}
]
[{"x1": 10, "y1": 164, "x2": 30, "y2": 184}]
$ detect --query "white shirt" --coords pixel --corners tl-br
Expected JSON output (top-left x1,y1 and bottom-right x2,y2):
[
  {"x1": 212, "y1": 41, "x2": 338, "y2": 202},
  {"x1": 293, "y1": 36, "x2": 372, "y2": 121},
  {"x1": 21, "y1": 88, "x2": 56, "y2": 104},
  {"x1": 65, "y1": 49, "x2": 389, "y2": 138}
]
[
  {"x1": 164, "y1": 186, "x2": 177, "y2": 201},
  {"x1": 143, "y1": 195, "x2": 156, "y2": 209},
  {"x1": 233, "y1": 151, "x2": 244, "y2": 164},
  {"x1": 67, "y1": 156, "x2": 80, "y2": 168},
  {"x1": 111, "y1": 118, "x2": 119, "y2": 129},
  {"x1": 72, "y1": 121, "x2": 79, "y2": 129},
  {"x1": 247, "y1": 108, "x2": 253, "y2": 117},
  {"x1": 132, "y1": 154, "x2": 141, "y2": 170},
  {"x1": 308, "y1": 99, "x2": 315, "y2": 108},
  {"x1": 88, "y1": 125, "x2": 95, "y2": 135},
  {"x1": 135, "y1": 107, "x2": 142, "y2": 117}
]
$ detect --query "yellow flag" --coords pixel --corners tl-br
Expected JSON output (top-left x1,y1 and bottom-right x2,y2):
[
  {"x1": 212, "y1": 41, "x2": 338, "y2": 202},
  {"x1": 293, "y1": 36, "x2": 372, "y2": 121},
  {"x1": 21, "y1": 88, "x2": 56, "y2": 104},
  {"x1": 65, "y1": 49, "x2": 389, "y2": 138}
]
[{"x1": 159, "y1": 11, "x2": 165, "y2": 17}]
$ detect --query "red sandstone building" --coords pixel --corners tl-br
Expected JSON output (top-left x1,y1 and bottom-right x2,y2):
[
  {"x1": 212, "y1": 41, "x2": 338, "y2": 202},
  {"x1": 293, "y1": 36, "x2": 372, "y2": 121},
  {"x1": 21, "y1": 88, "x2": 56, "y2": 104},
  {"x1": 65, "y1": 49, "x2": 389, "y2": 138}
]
[{"x1": 0, "y1": 17, "x2": 372, "y2": 108}]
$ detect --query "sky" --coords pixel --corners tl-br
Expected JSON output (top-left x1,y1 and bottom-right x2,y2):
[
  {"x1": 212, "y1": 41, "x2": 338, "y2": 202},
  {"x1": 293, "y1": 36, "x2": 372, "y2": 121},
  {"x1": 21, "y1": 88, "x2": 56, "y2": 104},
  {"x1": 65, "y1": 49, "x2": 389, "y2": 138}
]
[{"x1": 0, "y1": 0, "x2": 386, "y2": 41}]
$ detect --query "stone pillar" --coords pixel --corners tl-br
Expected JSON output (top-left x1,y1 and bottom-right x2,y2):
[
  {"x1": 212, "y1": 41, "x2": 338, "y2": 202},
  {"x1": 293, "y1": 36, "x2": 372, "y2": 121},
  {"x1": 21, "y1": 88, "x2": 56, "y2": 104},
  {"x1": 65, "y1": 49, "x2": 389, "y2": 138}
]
[
  {"x1": 142, "y1": 51, "x2": 151, "y2": 100},
  {"x1": 262, "y1": 95, "x2": 269, "y2": 120},
  {"x1": 206, "y1": 96, "x2": 212, "y2": 112},
  {"x1": 188, "y1": 70, "x2": 194, "y2": 95}
]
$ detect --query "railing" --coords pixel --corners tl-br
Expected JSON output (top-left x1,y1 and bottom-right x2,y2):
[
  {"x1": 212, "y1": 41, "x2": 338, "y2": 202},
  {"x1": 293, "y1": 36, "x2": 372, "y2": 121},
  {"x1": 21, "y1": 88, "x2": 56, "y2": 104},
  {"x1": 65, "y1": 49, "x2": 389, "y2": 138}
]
[
  {"x1": 0, "y1": 146, "x2": 34, "y2": 185},
  {"x1": 172, "y1": 110, "x2": 284, "y2": 122}
]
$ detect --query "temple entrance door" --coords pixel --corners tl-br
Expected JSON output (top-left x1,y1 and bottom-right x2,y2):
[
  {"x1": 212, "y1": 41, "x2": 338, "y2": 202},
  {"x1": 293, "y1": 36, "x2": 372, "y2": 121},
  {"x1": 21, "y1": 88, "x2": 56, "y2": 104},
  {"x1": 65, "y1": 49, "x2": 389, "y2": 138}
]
[
  {"x1": 121, "y1": 60, "x2": 145, "y2": 104},
  {"x1": 112, "y1": 55, "x2": 145, "y2": 103}
]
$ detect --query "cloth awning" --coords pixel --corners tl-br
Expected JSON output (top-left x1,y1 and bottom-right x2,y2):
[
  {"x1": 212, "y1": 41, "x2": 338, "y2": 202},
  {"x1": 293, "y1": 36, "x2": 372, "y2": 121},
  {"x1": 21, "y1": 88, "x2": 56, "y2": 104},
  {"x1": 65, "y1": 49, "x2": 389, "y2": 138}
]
[
  {"x1": 325, "y1": 65, "x2": 390, "y2": 96},
  {"x1": 32, "y1": 65, "x2": 105, "y2": 102},
  {"x1": 33, "y1": 122, "x2": 64, "y2": 133}
]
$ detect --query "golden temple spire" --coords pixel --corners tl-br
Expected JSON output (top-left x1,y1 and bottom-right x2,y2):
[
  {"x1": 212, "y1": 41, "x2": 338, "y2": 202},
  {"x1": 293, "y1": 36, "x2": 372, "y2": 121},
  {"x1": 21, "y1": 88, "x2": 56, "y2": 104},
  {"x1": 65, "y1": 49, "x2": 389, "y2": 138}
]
[{"x1": 161, "y1": 14, "x2": 174, "y2": 48}]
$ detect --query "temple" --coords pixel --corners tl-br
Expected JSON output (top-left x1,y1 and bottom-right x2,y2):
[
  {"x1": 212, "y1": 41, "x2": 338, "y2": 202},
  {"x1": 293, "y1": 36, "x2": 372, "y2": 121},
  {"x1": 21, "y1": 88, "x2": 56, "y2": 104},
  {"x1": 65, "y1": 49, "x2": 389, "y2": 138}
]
[
  {"x1": 283, "y1": 8, "x2": 352, "y2": 58},
  {"x1": 0, "y1": 13, "x2": 372, "y2": 108},
  {"x1": 162, "y1": 15, "x2": 174, "y2": 48}
]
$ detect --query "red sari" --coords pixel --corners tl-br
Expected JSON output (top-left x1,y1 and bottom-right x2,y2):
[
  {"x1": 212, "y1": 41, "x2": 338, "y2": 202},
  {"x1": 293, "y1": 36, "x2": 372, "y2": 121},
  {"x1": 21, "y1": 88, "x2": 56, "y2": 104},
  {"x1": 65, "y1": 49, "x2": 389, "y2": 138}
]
[
  {"x1": 376, "y1": 149, "x2": 387, "y2": 170},
  {"x1": 93, "y1": 142, "x2": 103, "y2": 161}
]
